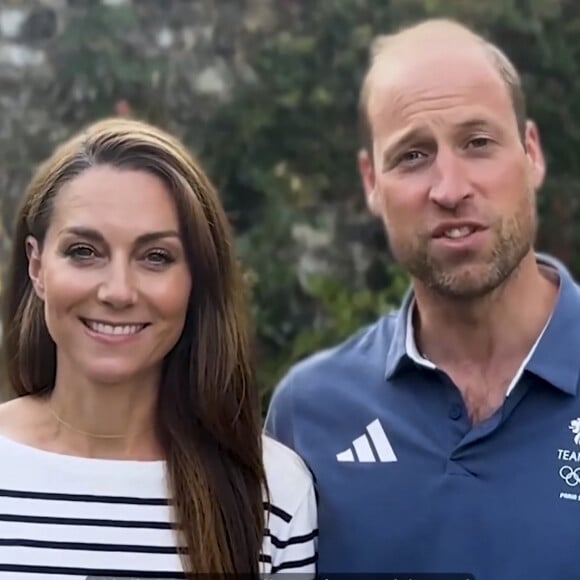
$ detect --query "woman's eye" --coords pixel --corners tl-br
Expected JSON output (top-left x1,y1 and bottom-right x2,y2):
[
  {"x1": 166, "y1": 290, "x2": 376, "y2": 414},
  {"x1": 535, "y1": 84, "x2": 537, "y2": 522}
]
[
  {"x1": 145, "y1": 250, "x2": 174, "y2": 266},
  {"x1": 65, "y1": 245, "x2": 95, "y2": 260}
]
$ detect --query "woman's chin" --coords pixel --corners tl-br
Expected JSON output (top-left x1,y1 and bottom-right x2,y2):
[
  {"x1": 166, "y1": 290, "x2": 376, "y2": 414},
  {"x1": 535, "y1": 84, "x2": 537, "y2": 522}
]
[{"x1": 81, "y1": 362, "x2": 156, "y2": 387}]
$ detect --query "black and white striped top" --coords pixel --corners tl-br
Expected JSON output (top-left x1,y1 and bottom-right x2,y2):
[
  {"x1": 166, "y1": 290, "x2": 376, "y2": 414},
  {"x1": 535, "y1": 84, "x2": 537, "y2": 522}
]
[{"x1": 0, "y1": 434, "x2": 317, "y2": 578}]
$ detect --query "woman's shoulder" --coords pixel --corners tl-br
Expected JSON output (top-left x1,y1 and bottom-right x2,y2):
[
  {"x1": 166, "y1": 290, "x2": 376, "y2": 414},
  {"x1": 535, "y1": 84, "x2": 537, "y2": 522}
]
[
  {"x1": 0, "y1": 395, "x2": 42, "y2": 441},
  {"x1": 261, "y1": 435, "x2": 318, "y2": 573},
  {"x1": 261, "y1": 434, "x2": 316, "y2": 527},
  {"x1": 262, "y1": 434, "x2": 314, "y2": 499}
]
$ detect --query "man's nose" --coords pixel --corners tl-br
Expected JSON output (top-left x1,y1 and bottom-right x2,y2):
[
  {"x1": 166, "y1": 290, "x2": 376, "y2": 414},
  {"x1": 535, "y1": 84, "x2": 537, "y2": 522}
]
[
  {"x1": 428, "y1": 149, "x2": 472, "y2": 209},
  {"x1": 96, "y1": 261, "x2": 138, "y2": 309}
]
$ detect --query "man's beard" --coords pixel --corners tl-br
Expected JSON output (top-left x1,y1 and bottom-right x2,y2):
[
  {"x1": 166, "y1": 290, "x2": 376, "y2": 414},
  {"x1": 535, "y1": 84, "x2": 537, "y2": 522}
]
[{"x1": 389, "y1": 197, "x2": 537, "y2": 301}]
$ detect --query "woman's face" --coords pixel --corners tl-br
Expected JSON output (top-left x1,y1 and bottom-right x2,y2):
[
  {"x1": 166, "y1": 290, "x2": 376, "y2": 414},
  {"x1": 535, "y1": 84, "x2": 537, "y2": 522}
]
[{"x1": 27, "y1": 165, "x2": 192, "y2": 386}]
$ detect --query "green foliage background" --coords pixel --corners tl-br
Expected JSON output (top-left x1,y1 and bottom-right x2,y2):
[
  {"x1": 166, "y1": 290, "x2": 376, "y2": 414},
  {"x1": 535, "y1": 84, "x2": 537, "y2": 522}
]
[
  {"x1": 202, "y1": 0, "x2": 580, "y2": 403},
  {"x1": 23, "y1": 0, "x2": 580, "y2": 405}
]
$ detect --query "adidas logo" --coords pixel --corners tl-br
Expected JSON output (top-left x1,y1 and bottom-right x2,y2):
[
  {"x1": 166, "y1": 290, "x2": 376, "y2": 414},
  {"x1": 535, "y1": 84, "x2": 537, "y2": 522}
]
[{"x1": 336, "y1": 418, "x2": 397, "y2": 463}]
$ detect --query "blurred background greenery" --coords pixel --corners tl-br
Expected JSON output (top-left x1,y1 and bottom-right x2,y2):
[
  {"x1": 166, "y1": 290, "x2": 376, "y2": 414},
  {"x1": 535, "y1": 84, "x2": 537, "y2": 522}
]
[{"x1": 1, "y1": 0, "x2": 579, "y2": 406}]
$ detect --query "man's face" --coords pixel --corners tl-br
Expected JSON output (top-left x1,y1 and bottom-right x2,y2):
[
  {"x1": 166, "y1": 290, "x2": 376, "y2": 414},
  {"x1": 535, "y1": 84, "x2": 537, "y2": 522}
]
[{"x1": 359, "y1": 41, "x2": 545, "y2": 300}]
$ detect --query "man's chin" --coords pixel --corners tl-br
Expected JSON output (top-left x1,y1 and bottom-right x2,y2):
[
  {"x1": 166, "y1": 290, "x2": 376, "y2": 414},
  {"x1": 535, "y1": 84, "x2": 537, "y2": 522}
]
[{"x1": 423, "y1": 263, "x2": 509, "y2": 301}]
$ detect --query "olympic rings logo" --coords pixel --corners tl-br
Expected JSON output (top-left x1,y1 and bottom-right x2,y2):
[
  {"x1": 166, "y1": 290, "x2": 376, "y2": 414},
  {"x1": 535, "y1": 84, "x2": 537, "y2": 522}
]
[{"x1": 560, "y1": 465, "x2": 580, "y2": 486}]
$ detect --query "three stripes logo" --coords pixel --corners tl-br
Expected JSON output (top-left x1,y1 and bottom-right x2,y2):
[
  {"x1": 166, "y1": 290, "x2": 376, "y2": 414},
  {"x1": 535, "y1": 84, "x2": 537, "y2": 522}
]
[{"x1": 336, "y1": 418, "x2": 397, "y2": 463}]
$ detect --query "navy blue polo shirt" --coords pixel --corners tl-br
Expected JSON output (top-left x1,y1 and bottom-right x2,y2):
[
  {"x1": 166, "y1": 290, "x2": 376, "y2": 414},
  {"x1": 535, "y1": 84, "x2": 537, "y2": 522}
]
[{"x1": 266, "y1": 254, "x2": 580, "y2": 579}]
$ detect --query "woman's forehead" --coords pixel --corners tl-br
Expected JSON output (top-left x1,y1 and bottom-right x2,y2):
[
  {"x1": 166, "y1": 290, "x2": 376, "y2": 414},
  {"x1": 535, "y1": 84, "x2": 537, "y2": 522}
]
[{"x1": 48, "y1": 165, "x2": 180, "y2": 234}]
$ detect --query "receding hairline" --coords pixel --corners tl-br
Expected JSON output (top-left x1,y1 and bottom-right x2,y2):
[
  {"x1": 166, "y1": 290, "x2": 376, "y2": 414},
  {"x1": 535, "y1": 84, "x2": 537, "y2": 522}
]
[{"x1": 358, "y1": 19, "x2": 527, "y2": 151}]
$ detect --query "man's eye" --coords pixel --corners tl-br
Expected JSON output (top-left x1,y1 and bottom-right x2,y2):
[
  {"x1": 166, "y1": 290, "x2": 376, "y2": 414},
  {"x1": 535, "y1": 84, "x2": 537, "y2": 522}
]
[{"x1": 468, "y1": 137, "x2": 491, "y2": 149}]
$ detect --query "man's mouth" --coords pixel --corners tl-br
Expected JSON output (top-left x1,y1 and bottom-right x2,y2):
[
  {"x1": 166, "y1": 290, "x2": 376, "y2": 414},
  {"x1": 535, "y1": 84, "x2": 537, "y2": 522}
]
[
  {"x1": 442, "y1": 226, "x2": 476, "y2": 239},
  {"x1": 81, "y1": 318, "x2": 149, "y2": 336},
  {"x1": 432, "y1": 221, "x2": 486, "y2": 240}
]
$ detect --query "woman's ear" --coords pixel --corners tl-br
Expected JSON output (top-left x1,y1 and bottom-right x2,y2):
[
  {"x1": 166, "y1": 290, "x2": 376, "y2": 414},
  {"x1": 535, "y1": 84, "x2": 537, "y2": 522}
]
[{"x1": 26, "y1": 236, "x2": 45, "y2": 300}]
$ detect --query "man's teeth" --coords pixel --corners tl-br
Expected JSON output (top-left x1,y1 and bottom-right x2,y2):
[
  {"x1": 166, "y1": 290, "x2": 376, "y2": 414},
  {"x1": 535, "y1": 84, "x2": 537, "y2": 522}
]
[
  {"x1": 444, "y1": 226, "x2": 474, "y2": 239},
  {"x1": 85, "y1": 321, "x2": 145, "y2": 335}
]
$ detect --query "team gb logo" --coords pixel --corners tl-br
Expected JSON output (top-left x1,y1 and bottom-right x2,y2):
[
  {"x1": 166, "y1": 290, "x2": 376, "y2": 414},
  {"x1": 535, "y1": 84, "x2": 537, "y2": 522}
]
[{"x1": 569, "y1": 418, "x2": 580, "y2": 446}]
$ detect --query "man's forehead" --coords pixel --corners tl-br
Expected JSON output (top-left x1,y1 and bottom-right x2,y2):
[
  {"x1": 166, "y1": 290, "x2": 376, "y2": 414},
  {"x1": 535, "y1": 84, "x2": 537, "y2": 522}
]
[
  {"x1": 375, "y1": 19, "x2": 480, "y2": 56},
  {"x1": 366, "y1": 46, "x2": 507, "y2": 129}
]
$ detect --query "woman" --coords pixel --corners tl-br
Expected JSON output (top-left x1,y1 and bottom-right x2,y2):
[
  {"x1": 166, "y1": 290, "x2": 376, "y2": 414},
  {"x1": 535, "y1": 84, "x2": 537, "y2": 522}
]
[{"x1": 0, "y1": 118, "x2": 317, "y2": 577}]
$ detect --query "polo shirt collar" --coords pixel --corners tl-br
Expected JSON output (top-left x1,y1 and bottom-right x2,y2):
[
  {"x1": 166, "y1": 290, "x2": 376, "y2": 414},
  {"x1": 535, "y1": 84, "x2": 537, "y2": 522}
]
[
  {"x1": 384, "y1": 288, "x2": 418, "y2": 379},
  {"x1": 526, "y1": 255, "x2": 580, "y2": 395},
  {"x1": 385, "y1": 253, "x2": 580, "y2": 396}
]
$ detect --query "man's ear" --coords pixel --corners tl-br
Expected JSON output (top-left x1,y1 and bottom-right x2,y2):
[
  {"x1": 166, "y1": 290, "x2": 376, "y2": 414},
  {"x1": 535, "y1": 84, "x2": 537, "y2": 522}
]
[
  {"x1": 26, "y1": 236, "x2": 45, "y2": 300},
  {"x1": 358, "y1": 147, "x2": 381, "y2": 216},
  {"x1": 524, "y1": 119, "x2": 546, "y2": 190}
]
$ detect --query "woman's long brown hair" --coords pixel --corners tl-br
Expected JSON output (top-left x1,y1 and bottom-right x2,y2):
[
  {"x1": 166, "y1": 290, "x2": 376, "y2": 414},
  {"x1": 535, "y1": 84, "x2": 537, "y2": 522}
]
[{"x1": 2, "y1": 118, "x2": 266, "y2": 574}]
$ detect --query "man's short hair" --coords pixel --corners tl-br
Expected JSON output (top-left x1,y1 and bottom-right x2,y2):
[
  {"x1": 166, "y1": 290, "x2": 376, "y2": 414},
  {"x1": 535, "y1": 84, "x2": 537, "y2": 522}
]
[{"x1": 357, "y1": 20, "x2": 527, "y2": 154}]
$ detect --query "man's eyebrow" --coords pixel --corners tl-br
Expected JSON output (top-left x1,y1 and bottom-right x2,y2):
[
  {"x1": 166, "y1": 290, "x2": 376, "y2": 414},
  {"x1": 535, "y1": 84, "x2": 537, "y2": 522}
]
[
  {"x1": 58, "y1": 227, "x2": 181, "y2": 245},
  {"x1": 454, "y1": 118, "x2": 498, "y2": 133}
]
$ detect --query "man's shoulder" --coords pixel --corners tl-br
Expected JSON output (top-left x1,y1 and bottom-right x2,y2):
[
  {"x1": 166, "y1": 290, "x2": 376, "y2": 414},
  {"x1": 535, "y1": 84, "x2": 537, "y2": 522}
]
[{"x1": 275, "y1": 311, "x2": 399, "y2": 398}]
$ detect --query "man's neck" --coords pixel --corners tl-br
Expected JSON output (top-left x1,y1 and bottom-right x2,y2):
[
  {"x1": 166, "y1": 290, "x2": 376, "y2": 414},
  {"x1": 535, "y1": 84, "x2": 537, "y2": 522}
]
[
  {"x1": 413, "y1": 254, "x2": 559, "y2": 369},
  {"x1": 411, "y1": 253, "x2": 559, "y2": 424}
]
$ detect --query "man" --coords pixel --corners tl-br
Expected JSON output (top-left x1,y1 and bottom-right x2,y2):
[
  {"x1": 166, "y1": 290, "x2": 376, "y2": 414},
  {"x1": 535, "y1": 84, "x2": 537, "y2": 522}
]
[{"x1": 266, "y1": 18, "x2": 580, "y2": 579}]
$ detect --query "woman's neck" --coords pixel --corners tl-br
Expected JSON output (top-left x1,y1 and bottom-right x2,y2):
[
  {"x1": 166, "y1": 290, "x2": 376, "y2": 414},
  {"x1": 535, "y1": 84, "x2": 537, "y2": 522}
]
[{"x1": 45, "y1": 367, "x2": 163, "y2": 460}]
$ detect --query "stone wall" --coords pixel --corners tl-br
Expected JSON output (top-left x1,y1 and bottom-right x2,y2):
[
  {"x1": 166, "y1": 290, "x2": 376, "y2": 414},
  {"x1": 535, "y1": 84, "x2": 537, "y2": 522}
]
[
  {"x1": 0, "y1": 0, "x2": 283, "y2": 394},
  {"x1": 0, "y1": 0, "x2": 277, "y2": 250}
]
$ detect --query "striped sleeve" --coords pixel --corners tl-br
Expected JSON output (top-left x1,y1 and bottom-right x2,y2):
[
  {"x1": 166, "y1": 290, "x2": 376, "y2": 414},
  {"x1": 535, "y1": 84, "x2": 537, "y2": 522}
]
[
  {"x1": 269, "y1": 479, "x2": 317, "y2": 574},
  {"x1": 262, "y1": 435, "x2": 318, "y2": 576}
]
